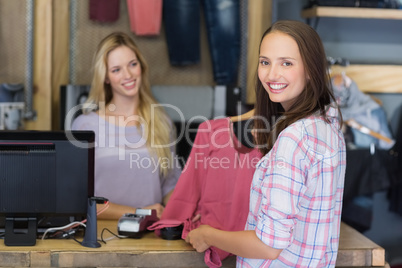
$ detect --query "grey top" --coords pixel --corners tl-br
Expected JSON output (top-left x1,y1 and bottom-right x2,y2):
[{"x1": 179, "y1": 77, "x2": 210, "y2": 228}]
[{"x1": 71, "y1": 112, "x2": 181, "y2": 208}]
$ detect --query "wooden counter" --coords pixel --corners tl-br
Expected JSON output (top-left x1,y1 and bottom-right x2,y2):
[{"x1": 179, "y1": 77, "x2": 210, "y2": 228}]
[{"x1": 0, "y1": 221, "x2": 387, "y2": 267}]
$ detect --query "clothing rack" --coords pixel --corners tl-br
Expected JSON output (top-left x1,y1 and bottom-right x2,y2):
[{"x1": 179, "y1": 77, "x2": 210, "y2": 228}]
[{"x1": 328, "y1": 56, "x2": 395, "y2": 145}]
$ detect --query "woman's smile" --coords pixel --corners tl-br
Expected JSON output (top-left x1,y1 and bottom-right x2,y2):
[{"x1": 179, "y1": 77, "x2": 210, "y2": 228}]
[
  {"x1": 122, "y1": 79, "x2": 137, "y2": 90},
  {"x1": 267, "y1": 82, "x2": 288, "y2": 93}
]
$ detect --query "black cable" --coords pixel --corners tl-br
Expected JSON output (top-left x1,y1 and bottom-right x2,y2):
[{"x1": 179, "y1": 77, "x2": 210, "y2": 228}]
[
  {"x1": 100, "y1": 227, "x2": 124, "y2": 244},
  {"x1": 72, "y1": 236, "x2": 83, "y2": 246}
]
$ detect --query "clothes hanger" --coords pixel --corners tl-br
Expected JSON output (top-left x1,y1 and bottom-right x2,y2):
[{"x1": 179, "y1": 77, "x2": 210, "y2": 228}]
[
  {"x1": 230, "y1": 108, "x2": 255, "y2": 122},
  {"x1": 328, "y1": 56, "x2": 351, "y2": 86},
  {"x1": 332, "y1": 71, "x2": 352, "y2": 88},
  {"x1": 345, "y1": 118, "x2": 394, "y2": 144},
  {"x1": 229, "y1": 109, "x2": 255, "y2": 149}
]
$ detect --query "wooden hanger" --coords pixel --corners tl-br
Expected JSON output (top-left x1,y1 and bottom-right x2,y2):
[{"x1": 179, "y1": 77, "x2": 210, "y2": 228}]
[
  {"x1": 230, "y1": 109, "x2": 255, "y2": 122},
  {"x1": 345, "y1": 119, "x2": 394, "y2": 144},
  {"x1": 332, "y1": 71, "x2": 352, "y2": 88}
]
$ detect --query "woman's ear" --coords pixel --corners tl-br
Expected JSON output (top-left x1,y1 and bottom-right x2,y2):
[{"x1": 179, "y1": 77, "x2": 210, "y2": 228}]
[{"x1": 105, "y1": 77, "x2": 110, "y2": 84}]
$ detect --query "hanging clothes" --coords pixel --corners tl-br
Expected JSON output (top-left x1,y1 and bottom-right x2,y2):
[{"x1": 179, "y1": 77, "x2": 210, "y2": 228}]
[
  {"x1": 149, "y1": 117, "x2": 262, "y2": 268},
  {"x1": 331, "y1": 75, "x2": 395, "y2": 150},
  {"x1": 126, "y1": 0, "x2": 163, "y2": 36},
  {"x1": 0, "y1": 83, "x2": 24, "y2": 103},
  {"x1": 388, "y1": 107, "x2": 402, "y2": 216},
  {"x1": 163, "y1": 0, "x2": 241, "y2": 84},
  {"x1": 331, "y1": 73, "x2": 398, "y2": 231},
  {"x1": 89, "y1": 0, "x2": 120, "y2": 23}
]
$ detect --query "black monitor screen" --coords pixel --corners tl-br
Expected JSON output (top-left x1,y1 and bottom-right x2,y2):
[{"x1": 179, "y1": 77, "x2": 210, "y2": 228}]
[{"x1": 0, "y1": 130, "x2": 95, "y2": 246}]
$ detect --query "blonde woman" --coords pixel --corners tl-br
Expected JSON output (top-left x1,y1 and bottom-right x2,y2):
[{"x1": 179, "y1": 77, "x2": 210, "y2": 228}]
[{"x1": 72, "y1": 32, "x2": 181, "y2": 219}]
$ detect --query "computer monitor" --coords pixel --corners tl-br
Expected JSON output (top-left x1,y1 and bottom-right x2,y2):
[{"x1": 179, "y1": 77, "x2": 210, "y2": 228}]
[{"x1": 0, "y1": 130, "x2": 95, "y2": 246}]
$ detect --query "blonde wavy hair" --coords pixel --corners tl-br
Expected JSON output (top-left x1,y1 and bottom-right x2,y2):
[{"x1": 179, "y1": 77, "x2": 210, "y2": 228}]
[{"x1": 84, "y1": 32, "x2": 175, "y2": 177}]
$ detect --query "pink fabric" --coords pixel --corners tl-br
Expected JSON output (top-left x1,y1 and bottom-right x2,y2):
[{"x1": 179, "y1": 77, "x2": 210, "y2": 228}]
[
  {"x1": 148, "y1": 118, "x2": 262, "y2": 268},
  {"x1": 126, "y1": 0, "x2": 163, "y2": 36},
  {"x1": 126, "y1": 0, "x2": 135, "y2": 32},
  {"x1": 89, "y1": 0, "x2": 120, "y2": 23}
]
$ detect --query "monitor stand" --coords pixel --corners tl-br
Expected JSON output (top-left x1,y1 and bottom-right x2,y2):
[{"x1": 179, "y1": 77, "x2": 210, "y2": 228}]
[
  {"x1": 4, "y1": 217, "x2": 37, "y2": 246},
  {"x1": 81, "y1": 197, "x2": 101, "y2": 248}
]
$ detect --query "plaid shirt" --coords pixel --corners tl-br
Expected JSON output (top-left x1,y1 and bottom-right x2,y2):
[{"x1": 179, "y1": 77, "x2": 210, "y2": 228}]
[{"x1": 237, "y1": 106, "x2": 346, "y2": 268}]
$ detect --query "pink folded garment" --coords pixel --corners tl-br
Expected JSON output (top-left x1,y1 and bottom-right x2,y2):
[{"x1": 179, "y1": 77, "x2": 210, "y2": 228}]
[
  {"x1": 126, "y1": 0, "x2": 163, "y2": 36},
  {"x1": 148, "y1": 118, "x2": 262, "y2": 268}
]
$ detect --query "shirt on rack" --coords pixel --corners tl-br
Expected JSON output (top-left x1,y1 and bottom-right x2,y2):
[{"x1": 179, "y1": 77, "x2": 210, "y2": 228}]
[
  {"x1": 148, "y1": 117, "x2": 262, "y2": 268},
  {"x1": 126, "y1": 0, "x2": 163, "y2": 36},
  {"x1": 89, "y1": 0, "x2": 120, "y2": 23},
  {"x1": 332, "y1": 77, "x2": 394, "y2": 149}
]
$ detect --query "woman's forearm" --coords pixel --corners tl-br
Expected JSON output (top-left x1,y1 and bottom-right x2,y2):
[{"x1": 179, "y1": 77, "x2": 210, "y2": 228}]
[{"x1": 186, "y1": 226, "x2": 282, "y2": 260}]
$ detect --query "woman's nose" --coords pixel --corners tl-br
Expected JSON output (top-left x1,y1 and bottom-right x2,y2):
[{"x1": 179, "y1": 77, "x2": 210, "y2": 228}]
[
  {"x1": 267, "y1": 66, "x2": 280, "y2": 80},
  {"x1": 122, "y1": 68, "x2": 132, "y2": 79}
]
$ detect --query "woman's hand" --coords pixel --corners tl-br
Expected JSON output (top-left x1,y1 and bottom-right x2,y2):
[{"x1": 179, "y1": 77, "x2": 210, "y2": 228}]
[
  {"x1": 185, "y1": 225, "x2": 212, "y2": 253},
  {"x1": 143, "y1": 203, "x2": 165, "y2": 218}
]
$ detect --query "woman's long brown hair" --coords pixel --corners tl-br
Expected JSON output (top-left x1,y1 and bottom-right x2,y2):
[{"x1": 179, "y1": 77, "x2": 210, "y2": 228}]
[{"x1": 253, "y1": 20, "x2": 340, "y2": 155}]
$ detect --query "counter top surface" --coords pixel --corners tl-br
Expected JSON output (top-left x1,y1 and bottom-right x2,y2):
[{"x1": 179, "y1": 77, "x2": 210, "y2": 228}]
[{"x1": 0, "y1": 220, "x2": 386, "y2": 267}]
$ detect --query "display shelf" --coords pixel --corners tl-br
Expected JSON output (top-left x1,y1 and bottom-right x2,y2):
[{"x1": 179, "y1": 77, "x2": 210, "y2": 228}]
[
  {"x1": 302, "y1": 6, "x2": 402, "y2": 20},
  {"x1": 330, "y1": 64, "x2": 402, "y2": 93},
  {"x1": 301, "y1": 6, "x2": 402, "y2": 94}
]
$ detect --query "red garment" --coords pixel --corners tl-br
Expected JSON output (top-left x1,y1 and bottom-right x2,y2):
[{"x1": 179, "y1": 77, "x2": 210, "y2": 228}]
[
  {"x1": 126, "y1": 0, "x2": 163, "y2": 36},
  {"x1": 149, "y1": 118, "x2": 262, "y2": 268},
  {"x1": 89, "y1": 0, "x2": 120, "y2": 23}
]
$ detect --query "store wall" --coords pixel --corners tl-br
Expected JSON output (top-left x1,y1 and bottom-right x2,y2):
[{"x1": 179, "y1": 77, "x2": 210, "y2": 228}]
[
  {"x1": 1, "y1": 0, "x2": 274, "y2": 129},
  {"x1": 0, "y1": 0, "x2": 217, "y2": 130},
  {"x1": 0, "y1": 1, "x2": 27, "y2": 84},
  {"x1": 70, "y1": 0, "x2": 214, "y2": 87}
]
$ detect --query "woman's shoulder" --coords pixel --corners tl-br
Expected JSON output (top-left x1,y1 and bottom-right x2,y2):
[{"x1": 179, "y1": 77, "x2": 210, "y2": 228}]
[
  {"x1": 71, "y1": 112, "x2": 99, "y2": 130},
  {"x1": 286, "y1": 106, "x2": 340, "y2": 134},
  {"x1": 284, "y1": 107, "x2": 344, "y2": 157},
  {"x1": 74, "y1": 112, "x2": 98, "y2": 122}
]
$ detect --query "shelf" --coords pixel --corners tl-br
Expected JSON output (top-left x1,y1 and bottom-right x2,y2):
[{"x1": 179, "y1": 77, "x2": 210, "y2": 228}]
[
  {"x1": 302, "y1": 6, "x2": 402, "y2": 20},
  {"x1": 330, "y1": 64, "x2": 402, "y2": 93}
]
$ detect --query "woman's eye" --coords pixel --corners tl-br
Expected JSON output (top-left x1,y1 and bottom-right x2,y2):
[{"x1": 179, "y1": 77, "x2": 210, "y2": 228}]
[
  {"x1": 111, "y1": 68, "x2": 120, "y2": 73},
  {"x1": 283, "y1": 62, "x2": 292, "y2": 67},
  {"x1": 260, "y1": 60, "x2": 269, "y2": 66},
  {"x1": 131, "y1": 62, "x2": 138, "y2": 67}
]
